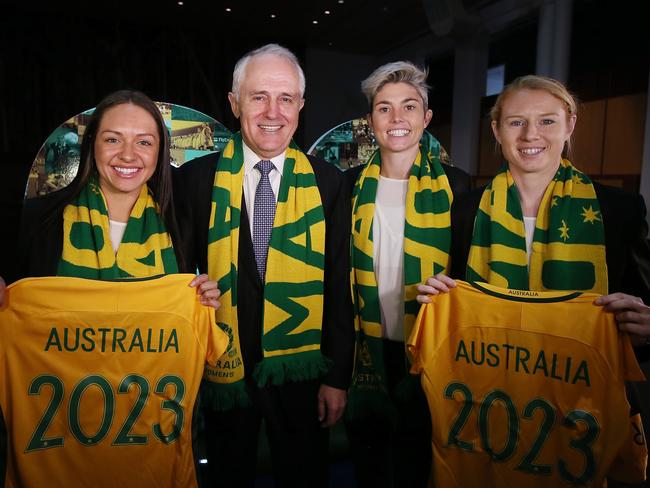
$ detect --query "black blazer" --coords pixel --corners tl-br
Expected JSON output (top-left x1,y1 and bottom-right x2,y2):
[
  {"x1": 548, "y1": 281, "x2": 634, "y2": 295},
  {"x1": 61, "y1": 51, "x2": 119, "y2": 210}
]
[
  {"x1": 449, "y1": 183, "x2": 650, "y2": 302},
  {"x1": 173, "y1": 152, "x2": 355, "y2": 390},
  {"x1": 9, "y1": 185, "x2": 73, "y2": 282}
]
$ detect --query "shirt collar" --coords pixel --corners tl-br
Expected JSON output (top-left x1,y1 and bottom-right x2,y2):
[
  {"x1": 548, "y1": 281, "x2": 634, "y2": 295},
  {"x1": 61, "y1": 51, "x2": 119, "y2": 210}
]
[{"x1": 243, "y1": 141, "x2": 286, "y2": 176}]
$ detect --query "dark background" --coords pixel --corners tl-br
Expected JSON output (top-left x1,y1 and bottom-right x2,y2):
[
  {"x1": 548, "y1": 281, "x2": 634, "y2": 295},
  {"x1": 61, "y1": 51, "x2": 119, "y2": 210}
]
[{"x1": 0, "y1": 0, "x2": 647, "y2": 252}]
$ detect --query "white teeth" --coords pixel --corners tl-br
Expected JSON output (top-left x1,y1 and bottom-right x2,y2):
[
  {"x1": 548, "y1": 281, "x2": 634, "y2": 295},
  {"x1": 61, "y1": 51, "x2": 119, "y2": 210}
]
[
  {"x1": 114, "y1": 167, "x2": 139, "y2": 174},
  {"x1": 387, "y1": 129, "x2": 410, "y2": 136},
  {"x1": 520, "y1": 148, "x2": 544, "y2": 155},
  {"x1": 259, "y1": 125, "x2": 281, "y2": 132}
]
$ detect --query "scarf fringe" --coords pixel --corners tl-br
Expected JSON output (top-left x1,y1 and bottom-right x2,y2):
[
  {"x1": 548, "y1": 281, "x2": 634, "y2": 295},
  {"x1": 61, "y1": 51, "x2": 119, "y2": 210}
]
[
  {"x1": 200, "y1": 379, "x2": 251, "y2": 411},
  {"x1": 253, "y1": 351, "x2": 331, "y2": 387}
]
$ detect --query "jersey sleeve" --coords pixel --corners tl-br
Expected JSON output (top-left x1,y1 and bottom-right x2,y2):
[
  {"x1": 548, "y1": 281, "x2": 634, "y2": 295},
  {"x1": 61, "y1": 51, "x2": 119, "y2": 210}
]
[
  {"x1": 620, "y1": 335, "x2": 646, "y2": 382},
  {"x1": 407, "y1": 302, "x2": 433, "y2": 374},
  {"x1": 202, "y1": 308, "x2": 229, "y2": 366}
]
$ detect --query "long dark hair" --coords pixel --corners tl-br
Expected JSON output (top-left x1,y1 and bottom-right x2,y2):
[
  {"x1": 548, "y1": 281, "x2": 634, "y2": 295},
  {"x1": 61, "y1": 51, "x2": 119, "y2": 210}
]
[
  {"x1": 72, "y1": 90, "x2": 172, "y2": 215},
  {"x1": 56, "y1": 90, "x2": 185, "y2": 270}
]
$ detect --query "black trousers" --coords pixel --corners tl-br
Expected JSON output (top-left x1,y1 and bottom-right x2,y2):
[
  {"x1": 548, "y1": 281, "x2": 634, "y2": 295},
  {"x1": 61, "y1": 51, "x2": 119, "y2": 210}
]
[
  {"x1": 202, "y1": 379, "x2": 329, "y2": 488},
  {"x1": 346, "y1": 340, "x2": 432, "y2": 488}
]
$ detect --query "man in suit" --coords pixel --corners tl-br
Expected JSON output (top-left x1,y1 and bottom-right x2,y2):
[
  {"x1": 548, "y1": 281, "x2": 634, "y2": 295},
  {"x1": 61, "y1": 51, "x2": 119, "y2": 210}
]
[{"x1": 174, "y1": 44, "x2": 354, "y2": 487}]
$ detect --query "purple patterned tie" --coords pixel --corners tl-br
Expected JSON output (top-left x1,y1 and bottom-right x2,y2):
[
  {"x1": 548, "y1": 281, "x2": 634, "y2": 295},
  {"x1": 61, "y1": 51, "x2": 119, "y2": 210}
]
[{"x1": 253, "y1": 160, "x2": 276, "y2": 280}]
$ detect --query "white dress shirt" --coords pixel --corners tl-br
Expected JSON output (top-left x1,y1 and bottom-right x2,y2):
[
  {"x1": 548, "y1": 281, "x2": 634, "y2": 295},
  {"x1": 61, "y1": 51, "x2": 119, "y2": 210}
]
[{"x1": 242, "y1": 142, "x2": 285, "y2": 237}]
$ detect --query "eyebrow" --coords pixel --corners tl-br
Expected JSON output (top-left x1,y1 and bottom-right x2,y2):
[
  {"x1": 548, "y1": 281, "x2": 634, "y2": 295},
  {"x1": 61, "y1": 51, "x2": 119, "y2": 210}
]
[
  {"x1": 504, "y1": 112, "x2": 561, "y2": 118},
  {"x1": 249, "y1": 90, "x2": 298, "y2": 98},
  {"x1": 99, "y1": 129, "x2": 157, "y2": 138},
  {"x1": 374, "y1": 97, "x2": 421, "y2": 106}
]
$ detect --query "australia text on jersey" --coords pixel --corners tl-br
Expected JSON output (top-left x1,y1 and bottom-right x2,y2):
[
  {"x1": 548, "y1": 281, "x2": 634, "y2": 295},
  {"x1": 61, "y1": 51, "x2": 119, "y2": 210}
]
[
  {"x1": 44, "y1": 327, "x2": 179, "y2": 353},
  {"x1": 455, "y1": 339, "x2": 590, "y2": 387}
]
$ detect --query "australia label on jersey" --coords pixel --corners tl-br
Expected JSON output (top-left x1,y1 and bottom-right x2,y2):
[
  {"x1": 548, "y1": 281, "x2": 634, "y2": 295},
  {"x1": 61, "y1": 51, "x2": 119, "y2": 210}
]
[
  {"x1": 408, "y1": 280, "x2": 646, "y2": 487},
  {"x1": 43, "y1": 325, "x2": 180, "y2": 353}
]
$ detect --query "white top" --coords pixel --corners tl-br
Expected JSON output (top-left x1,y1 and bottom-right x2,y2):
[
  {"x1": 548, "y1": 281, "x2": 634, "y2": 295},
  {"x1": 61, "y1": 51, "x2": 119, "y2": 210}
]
[
  {"x1": 373, "y1": 176, "x2": 408, "y2": 341},
  {"x1": 524, "y1": 216, "x2": 536, "y2": 265},
  {"x1": 109, "y1": 220, "x2": 127, "y2": 254},
  {"x1": 242, "y1": 142, "x2": 285, "y2": 237}
]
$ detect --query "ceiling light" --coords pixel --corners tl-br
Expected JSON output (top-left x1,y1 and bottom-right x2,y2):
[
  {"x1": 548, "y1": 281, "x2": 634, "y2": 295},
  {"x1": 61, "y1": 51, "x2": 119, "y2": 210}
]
[
  {"x1": 271, "y1": 14, "x2": 276, "y2": 18},
  {"x1": 312, "y1": 20, "x2": 318, "y2": 24},
  {"x1": 324, "y1": 10, "x2": 330, "y2": 14},
  {"x1": 177, "y1": 1, "x2": 183, "y2": 4},
  {"x1": 225, "y1": 7, "x2": 231, "y2": 12},
  {"x1": 338, "y1": 0, "x2": 344, "y2": 3}
]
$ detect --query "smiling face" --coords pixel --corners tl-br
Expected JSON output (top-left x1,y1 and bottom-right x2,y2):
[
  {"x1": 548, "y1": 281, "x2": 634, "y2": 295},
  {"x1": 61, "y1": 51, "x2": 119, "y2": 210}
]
[
  {"x1": 228, "y1": 54, "x2": 304, "y2": 159},
  {"x1": 369, "y1": 82, "x2": 432, "y2": 158},
  {"x1": 492, "y1": 88, "x2": 576, "y2": 183},
  {"x1": 94, "y1": 103, "x2": 159, "y2": 203}
]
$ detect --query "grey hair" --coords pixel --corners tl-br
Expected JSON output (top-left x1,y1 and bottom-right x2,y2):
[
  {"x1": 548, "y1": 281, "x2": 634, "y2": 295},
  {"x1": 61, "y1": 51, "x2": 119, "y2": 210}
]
[
  {"x1": 231, "y1": 43, "x2": 306, "y2": 100},
  {"x1": 361, "y1": 61, "x2": 430, "y2": 108}
]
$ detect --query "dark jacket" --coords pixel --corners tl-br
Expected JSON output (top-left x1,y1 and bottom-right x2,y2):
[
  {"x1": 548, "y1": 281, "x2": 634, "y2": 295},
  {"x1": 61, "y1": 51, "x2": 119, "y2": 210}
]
[
  {"x1": 173, "y1": 152, "x2": 355, "y2": 390},
  {"x1": 13, "y1": 185, "x2": 76, "y2": 280}
]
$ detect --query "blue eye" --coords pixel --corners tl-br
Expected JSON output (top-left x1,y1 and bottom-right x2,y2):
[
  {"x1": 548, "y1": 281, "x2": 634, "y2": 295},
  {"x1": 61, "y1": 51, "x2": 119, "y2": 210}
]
[{"x1": 510, "y1": 120, "x2": 524, "y2": 127}]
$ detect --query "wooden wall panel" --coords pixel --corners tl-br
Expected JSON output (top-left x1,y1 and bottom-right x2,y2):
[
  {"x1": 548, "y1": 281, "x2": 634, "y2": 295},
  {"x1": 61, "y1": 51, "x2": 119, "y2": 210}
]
[
  {"x1": 571, "y1": 99, "x2": 605, "y2": 174},
  {"x1": 603, "y1": 93, "x2": 647, "y2": 175}
]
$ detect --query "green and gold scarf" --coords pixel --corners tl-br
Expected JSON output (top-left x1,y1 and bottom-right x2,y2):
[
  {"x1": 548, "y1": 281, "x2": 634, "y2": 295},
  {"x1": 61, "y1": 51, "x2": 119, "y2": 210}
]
[
  {"x1": 202, "y1": 133, "x2": 329, "y2": 410},
  {"x1": 468, "y1": 159, "x2": 607, "y2": 293},
  {"x1": 58, "y1": 176, "x2": 178, "y2": 278},
  {"x1": 347, "y1": 137, "x2": 453, "y2": 421}
]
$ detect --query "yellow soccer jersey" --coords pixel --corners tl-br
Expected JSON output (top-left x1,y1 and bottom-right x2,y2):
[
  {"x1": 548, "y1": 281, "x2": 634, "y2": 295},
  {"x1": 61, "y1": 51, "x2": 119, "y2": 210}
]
[
  {"x1": 0, "y1": 275, "x2": 228, "y2": 488},
  {"x1": 408, "y1": 281, "x2": 645, "y2": 488}
]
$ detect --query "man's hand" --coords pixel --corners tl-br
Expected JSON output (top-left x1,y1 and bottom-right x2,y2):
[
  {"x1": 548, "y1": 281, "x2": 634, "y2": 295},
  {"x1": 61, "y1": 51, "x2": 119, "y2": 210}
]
[{"x1": 317, "y1": 384, "x2": 347, "y2": 428}]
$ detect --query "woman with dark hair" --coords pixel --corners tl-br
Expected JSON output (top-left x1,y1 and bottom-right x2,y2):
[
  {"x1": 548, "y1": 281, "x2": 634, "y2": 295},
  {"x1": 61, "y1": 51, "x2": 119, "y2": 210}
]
[{"x1": 2, "y1": 90, "x2": 219, "y2": 305}]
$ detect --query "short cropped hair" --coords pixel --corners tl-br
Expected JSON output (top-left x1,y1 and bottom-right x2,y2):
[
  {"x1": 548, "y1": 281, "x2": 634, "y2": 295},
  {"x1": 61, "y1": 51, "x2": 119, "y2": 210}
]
[
  {"x1": 361, "y1": 61, "x2": 430, "y2": 109},
  {"x1": 231, "y1": 43, "x2": 306, "y2": 100}
]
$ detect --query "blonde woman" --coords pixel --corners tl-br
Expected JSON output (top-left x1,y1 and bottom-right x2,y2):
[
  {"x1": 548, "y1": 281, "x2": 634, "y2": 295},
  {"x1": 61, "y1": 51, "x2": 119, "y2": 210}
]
[{"x1": 346, "y1": 61, "x2": 470, "y2": 488}]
